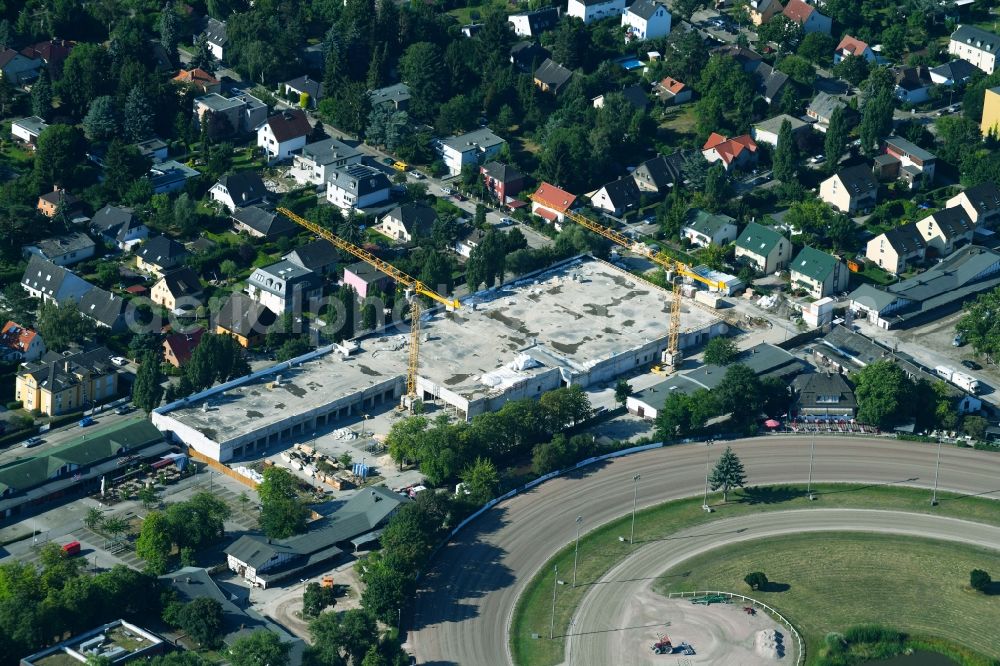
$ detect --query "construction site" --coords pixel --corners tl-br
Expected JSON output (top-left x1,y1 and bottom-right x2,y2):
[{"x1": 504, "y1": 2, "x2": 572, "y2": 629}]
[{"x1": 151, "y1": 256, "x2": 726, "y2": 462}]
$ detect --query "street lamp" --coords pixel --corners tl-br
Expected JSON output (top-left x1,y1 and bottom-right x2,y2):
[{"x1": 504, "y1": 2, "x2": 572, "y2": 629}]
[
  {"x1": 702, "y1": 440, "x2": 714, "y2": 512},
  {"x1": 572, "y1": 515, "x2": 583, "y2": 587},
  {"x1": 549, "y1": 564, "x2": 558, "y2": 639},
  {"x1": 360, "y1": 414, "x2": 370, "y2": 438},
  {"x1": 931, "y1": 438, "x2": 942, "y2": 506},
  {"x1": 807, "y1": 432, "x2": 816, "y2": 500},
  {"x1": 630, "y1": 474, "x2": 641, "y2": 545}
]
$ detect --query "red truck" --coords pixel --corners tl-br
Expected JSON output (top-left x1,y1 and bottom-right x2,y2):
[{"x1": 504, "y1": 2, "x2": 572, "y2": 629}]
[{"x1": 61, "y1": 541, "x2": 81, "y2": 556}]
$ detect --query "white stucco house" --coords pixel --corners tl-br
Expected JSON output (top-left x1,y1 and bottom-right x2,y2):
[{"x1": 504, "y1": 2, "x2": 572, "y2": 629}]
[
  {"x1": 438, "y1": 128, "x2": 506, "y2": 176},
  {"x1": 621, "y1": 0, "x2": 671, "y2": 41},
  {"x1": 257, "y1": 110, "x2": 312, "y2": 163},
  {"x1": 566, "y1": 0, "x2": 626, "y2": 25},
  {"x1": 326, "y1": 164, "x2": 392, "y2": 211}
]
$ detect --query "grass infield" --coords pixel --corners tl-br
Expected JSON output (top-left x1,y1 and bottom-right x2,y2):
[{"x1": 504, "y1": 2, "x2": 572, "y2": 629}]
[{"x1": 510, "y1": 484, "x2": 1000, "y2": 666}]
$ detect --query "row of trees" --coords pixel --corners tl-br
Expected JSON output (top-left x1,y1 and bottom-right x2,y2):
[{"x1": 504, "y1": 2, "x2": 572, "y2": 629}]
[{"x1": 135, "y1": 492, "x2": 232, "y2": 574}]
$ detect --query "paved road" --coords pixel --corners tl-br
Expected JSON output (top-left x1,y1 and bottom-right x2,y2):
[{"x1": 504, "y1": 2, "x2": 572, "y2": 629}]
[
  {"x1": 567, "y1": 508, "x2": 1000, "y2": 665},
  {"x1": 407, "y1": 437, "x2": 1000, "y2": 665}
]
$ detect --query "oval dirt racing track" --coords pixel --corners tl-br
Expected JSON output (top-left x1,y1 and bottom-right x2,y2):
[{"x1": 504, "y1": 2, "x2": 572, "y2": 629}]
[{"x1": 407, "y1": 437, "x2": 1000, "y2": 665}]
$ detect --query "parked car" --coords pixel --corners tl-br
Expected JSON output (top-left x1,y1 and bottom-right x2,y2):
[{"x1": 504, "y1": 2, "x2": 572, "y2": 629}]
[
  {"x1": 115, "y1": 405, "x2": 134, "y2": 415},
  {"x1": 497, "y1": 217, "x2": 515, "y2": 227},
  {"x1": 381, "y1": 157, "x2": 394, "y2": 166},
  {"x1": 111, "y1": 356, "x2": 128, "y2": 366},
  {"x1": 392, "y1": 160, "x2": 409, "y2": 171},
  {"x1": 79, "y1": 416, "x2": 95, "y2": 427},
  {"x1": 962, "y1": 359, "x2": 982, "y2": 370},
  {"x1": 23, "y1": 436, "x2": 42, "y2": 448},
  {"x1": 953, "y1": 334, "x2": 965, "y2": 347},
  {"x1": 409, "y1": 170, "x2": 425, "y2": 179}
]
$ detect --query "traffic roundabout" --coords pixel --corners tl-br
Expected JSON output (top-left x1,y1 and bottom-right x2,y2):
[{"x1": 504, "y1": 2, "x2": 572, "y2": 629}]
[{"x1": 407, "y1": 437, "x2": 1000, "y2": 665}]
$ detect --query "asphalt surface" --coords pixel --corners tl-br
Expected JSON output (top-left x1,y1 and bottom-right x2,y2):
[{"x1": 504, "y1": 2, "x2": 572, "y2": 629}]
[
  {"x1": 567, "y1": 509, "x2": 1000, "y2": 665},
  {"x1": 407, "y1": 437, "x2": 1000, "y2": 665}
]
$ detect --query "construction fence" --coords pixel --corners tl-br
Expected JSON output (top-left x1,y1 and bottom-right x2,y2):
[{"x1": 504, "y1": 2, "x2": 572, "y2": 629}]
[{"x1": 186, "y1": 447, "x2": 260, "y2": 489}]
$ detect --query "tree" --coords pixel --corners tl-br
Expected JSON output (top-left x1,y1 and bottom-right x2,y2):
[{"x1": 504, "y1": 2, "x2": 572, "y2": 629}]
[
  {"x1": 854, "y1": 361, "x2": 915, "y2": 428},
  {"x1": 386, "y1": 416, "x2": 428, "y2": 469},
  {"x1": 823, "y1": 106, "x2": 848, "y2": 174},
  {"x1": 104, "y1": 140, "x2": 152, "y2": 201},
  {"x1": 36, "y1": 300, "x2": 93, "y2": 352},
  {"x1": 773, "y1": 119, "x2": 798, "y2": 183},
  {"x1": 797, "y1": 32, "x2": 835, "y2": 64},
  {"x1": 970, "y1": 569, "x2": 991, "y2": 592},
  {"x1": 173, "y1": 193, "x2": 197, "y2": 235},
  {"x1": 655, "y1": 392, "x2": 696, "y2": 439},
  {"x1": 303, "y1": 582, "x2": 337, "y2": 618},
  {"x1": 34, "y1": 124, "x2": 88, "y2": 190},
  {"x1": 459, "y1": 457, "x2": 499, "y2": 505},
  {"x1": 709, "y1": 446, "x2": 747, "y2": 502},
  {"x1": 756, "y1": 16, "x2": 802, "y2": 53},
  {"x1": 703, "y1": 164, "x2": 729, "y2": 211},
  {"x1": 310, "y1": 609, "x2": 378, "y2": 666},
  {"x1": 84, "y1": 508, "x2": 104, "y2": 531},
  {"x1": 744, "y1": 571, "x2": 768, "y2": 590},
  {"x1": 540, "y1": 385, "x2": 592, "y2": 430},
  {"x1": 158, "y1": 3, "x2": 179, "y2": 61},
  {"x1": 138, "y1": 486, "x2": 159, "y2": 510},
  {"x1": 614, "y1": 379, "x2": 632, "y2": 408},
  {"x1": 715, "y1": 363, "x2": 764, "y2": 429},
  {"x1": 672, "y1": 0, "x2": 707, "y2": 20},
  {"x1": 228, "y1": 630, "x2": 290, "y2": 666},
  {"x1": 257, "y1": 467, "x2": 307, "y2": 539},
  {"x1": 83, "y1": 96, "x2": 119, "y2": 142},
  {"x1": 776, "y1": 55, "x2": 815, "y2": 87},
  {"x1": 123, "y1": 87, "x2": 154, "y2": 143},
  {"x1": 703, "y1": 337, "x2": 739, "y2": 366},
  {"x1": 31, "y1": 69, "x2": 53, "y2": 121},
  {"x1": 833, "y1": 55, "x2": 869, "y2": 86},
  {"x1": 133, "y1": 351, "x2": 165, "y2": 413},
  {"x1": 58, "y1": 43, "x2": 113, "y2": 118},
  {"x1": 165, "y1": 492, "x2": 231, "y2": 549},
  {"x1": 102, "y1": 516, "x2": 129, "y2": 543},
  {"x1": 135, "y1": 511, "x2": 172, "y2": 575},
  {"x1": 399, "y1": 42, "x2": 446, "y2": 122},
  {"x1": 173, "y1": 598, "x2": 224, "y2": 647}
]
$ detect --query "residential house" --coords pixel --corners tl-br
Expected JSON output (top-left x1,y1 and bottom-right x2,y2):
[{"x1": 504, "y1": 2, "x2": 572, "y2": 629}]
[
  {"x1": 0, "y1": 322, "x2": 45, "y2": 362},
  {"x1": 981, "y1": 86, "x2": 1000, "y2": 137},
  {"x1": 592, "y1": 84, "x2": 649, "y2": 111},
  {"x1": 453, "y1": 227, "x2": 487, "y2": 258},
  {"x1": 480, "y1": 162, "x2": 525, "y2": 202},
  {"x1": 151, "y1": 268, "x2": 204, "y2": 313},
  {"x1": 20, "y1": 255, "x2": 91, "y2": 304},
  {"x1": 369, "y1": 83, "x2": 411, "y2": 111},
  {"x1": 850, "y1": 245, "x2": 1000, "y2": 328},
  {"x1": 210, "y1": 172, "x2": 269, "y2": 211},
  {"x1": 947, "y1": 182, "x2": 1000, "y2": 227},
  {"x1": 258, "y1": 110, "x2": 312, "y2": 163},
  {"x1": 0, "y1": 48, "x2": 41, "y2": 85},
  {"x1": 11, "y1": 116, "x2": 48, "y2": 147},
  {"x1": 378, "y1": 203, "x2": 437, "y2": 243},
  {"x1": 533, "y1": 59, "x2": 574, "y2": 95},
  {"x1": 15, "y1": 347, "x2": 119, "y2": 416},
  {"x1": 865, "y1": 223, "x2": 926, "y2": 274},
  {"x1": 893, "y1": 65, "x2": 934, "y2": 104},
  {"x1": 290, "y1": 138, "x2": 363, "y2": 187},
  {"x1": 681, "y1": 209, "x2": 738, "y2": 248},
  {"x1": 590, "y1": 177, "x2": 642, "y2": 216},
  {"x1": 90, "y1": 205, "x2": 148, "y2": 250},
  {"x1": 247, "y1": 261, "x2": 323, "y2": 316},
  {"x1": 193, "y1": 90, "x2": 267, "y2": 135},
  {"x1": 621, "y1": 0, "x2": 672, "y2": 41},
  {"x1": 566, "y1": 0, "x2": 626, "y2": 25},
  {"x1": 631, "y1": 151, "x2": 688, "y2": 193},
  {"x1": 36, "y1": 187, "x2": 82, "y2": 219},
  {"x1": 232, "y1": 206, "x2": 298, "y2": 239},
  {"x1": 882, "y1": 135, "x2": 936, "y2": 188},
  {"x1": 281, "y1": 75, "x2": 322, "y2": 107},
  {"x1": 752, "y1": 114, "x2": 809, "y2": 147},
  {"x1": 78, "y1": 287, "x2": 127, "y2": 331},
  {"x1": 819, "y1": 164, "x2": 879, "y2": 214},
  {"x1": 163, "y1": 328, "x2": 205, "y2": 368},
  {"x1": 343, "y1": 262, "x2": 392, "y2": 299},
  {"x1": 201, "y1": 17, "x2": 228, "y2": 61},
  {"x1": 713, "y1": 45, "x2": 763, "y2": 72},
  {"x1": 834, "y1": 35, "x2": 876, "y2": 64},
  {"x1": 917, "y1": 207, "x2": 975, "y2": 256},
  {"x1": 438, "y1": 128, "x2": 506, "y2": 176},
  {"x1": 751, "y1": 62, "x2": 790, "y2": 104},
  {"x1": 225, "y1": 485, "x2": 408, "y2": 588},
  {"x1": 735, "y1": 222, "x2": 792, "y2": 274},
  {"x1": 509, "y1": 7, "x2": 560, "y2": 37},
  {"x1": 172, "y1": 67, "x2": 222, "y2": 94},
  {"x1": 215, "y1": 292, "x2": 277, "y2": 348},
  {"x1": 929, "y1": 59, "x2": 977, "y2": 86},
  {"x1": 781, "y1": 0, "x2": 831, "y2": 34},
  {"x1": 806, "y1": 92, "x2": 851, "y2": 131},
  {"x1": 136, "y1": 236, "x2": 190, "y2": 278},
  {"x1": 510, "y1": 41, "x2": 552, "y2": 72},
  {"x1": 531, "y1": 182, "x2": 577, "y2": 226},
  {"x1": 148, "y1": 160, "x2": 200, "y2": 194},
  {"x1": 326, "y1": 164, "x2": 392, "y2": 211},
  {"x1": 747, "y1": 0, "x2": 782, "y2": 26},
  {"x1": 792, "y1": 372, "x2": 856, "y2": 422},
  {"x1": 948, "y1": 25, "x2": 999, "y2": 75},
  {"x1": 702, "y1": 133, "x2": 759, "y2": 171},
  {"x1": 283, "y1": 239, "x2": 338, "y2": 277},
  {"x1": 790, "y1": 246, "x2": 849, "y2": 298},
  {"x1": 23, "y1": 232, "x2": 95, "y2": 267},
  {"x1": 135, "y1": 138, "x2": 169, "y2": 163},
  {"x1": 19, "y1": 39, "x2": 73, "y2": 68},
  {"x1": 653, "y1": 76, "x2": 692, "y2": 105}
]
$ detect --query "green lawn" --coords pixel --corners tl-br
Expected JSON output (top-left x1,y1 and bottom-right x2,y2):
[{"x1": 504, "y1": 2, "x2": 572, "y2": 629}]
[
  {"x1": 653, "y1": 533, "x2": 1000, "y2": 664},
  {"x1": 510, "y1": 483, "x2": 1000, "y2": 666}
]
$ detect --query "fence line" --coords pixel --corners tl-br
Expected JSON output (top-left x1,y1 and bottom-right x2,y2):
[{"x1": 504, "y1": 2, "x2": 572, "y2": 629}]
[
  {"x1": 665, "y1": 590, "x2": 804, "y2": 666},
  {"x1": 186, "y1": 447, "x2": 259, "y2": 489}
]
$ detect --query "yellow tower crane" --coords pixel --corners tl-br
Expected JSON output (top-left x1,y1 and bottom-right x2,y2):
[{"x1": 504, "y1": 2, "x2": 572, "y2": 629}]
[
  {"x1": 527, "y1": 194, "x2": 727, "y2": 371},
  {"x1": 278, "y1": 207, "x2": 461, "y2": 407}
]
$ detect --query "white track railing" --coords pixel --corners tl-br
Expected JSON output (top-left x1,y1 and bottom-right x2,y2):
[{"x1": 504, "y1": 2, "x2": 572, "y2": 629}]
[{"x1": 665, "y1": 590, "x2": 805, "y2": 665}]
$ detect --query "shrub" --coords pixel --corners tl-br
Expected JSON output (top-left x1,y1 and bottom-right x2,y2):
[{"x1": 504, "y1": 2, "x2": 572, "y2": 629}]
[
  {"x1": 970, "y1": 568, "x2": 991, "y2": 592},
  {"x1": 744, "y1": 571, "x2": 768, "y2": 590},
  {"x1": 6, "y1": 401, "x2": 22, "y2": 410}
]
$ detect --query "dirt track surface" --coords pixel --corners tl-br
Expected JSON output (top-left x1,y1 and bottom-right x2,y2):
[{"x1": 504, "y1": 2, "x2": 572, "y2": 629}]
[{"x1": 407, "y1": 437, "x2": 1000, "y2": 665}]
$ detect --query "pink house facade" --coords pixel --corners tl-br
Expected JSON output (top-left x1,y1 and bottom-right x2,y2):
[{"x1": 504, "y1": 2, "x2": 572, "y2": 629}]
[{"x1": 343, "y1": 262, "x2": 392, "y2": 299}]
